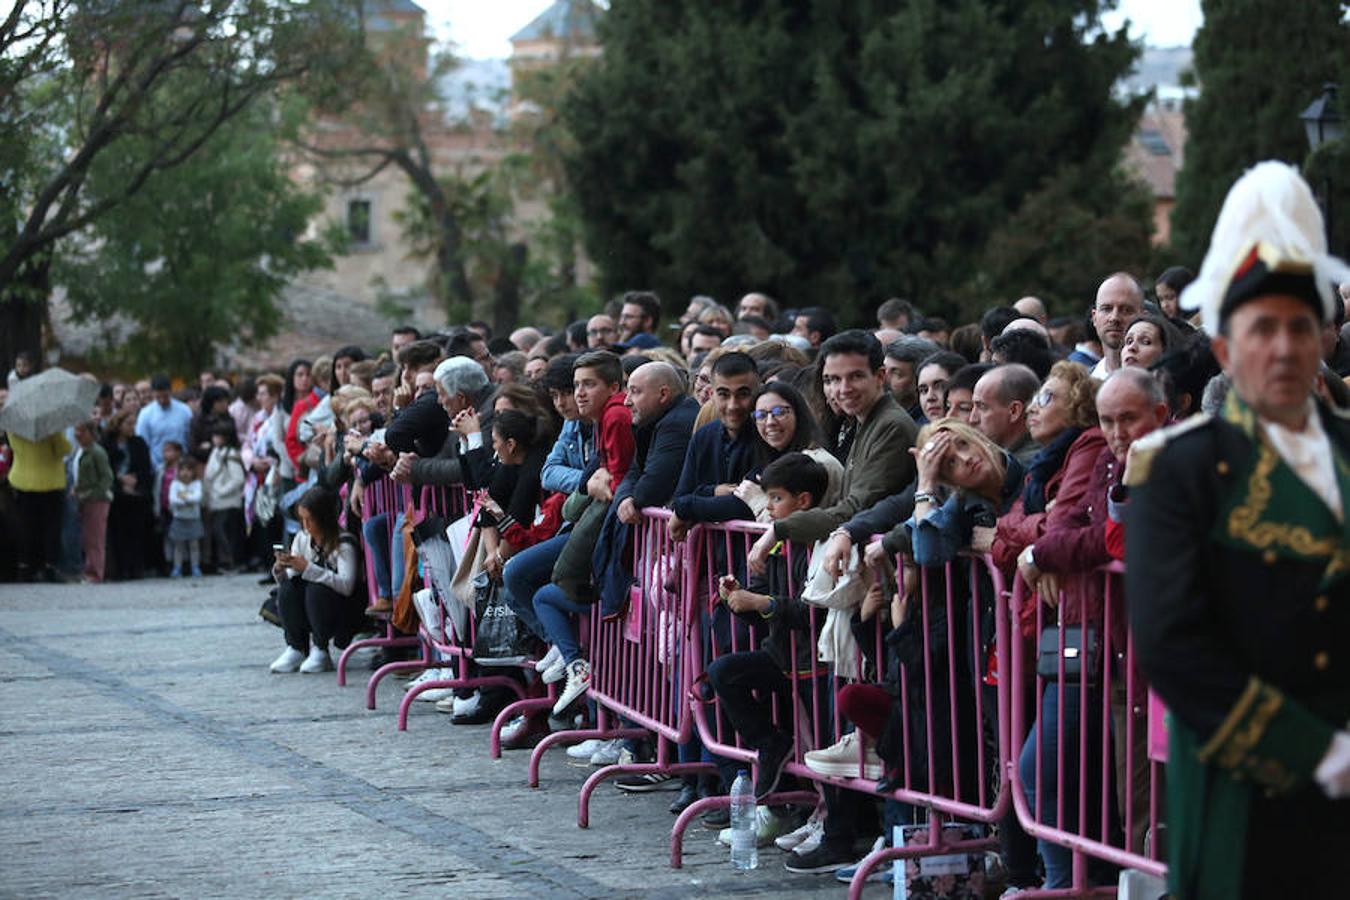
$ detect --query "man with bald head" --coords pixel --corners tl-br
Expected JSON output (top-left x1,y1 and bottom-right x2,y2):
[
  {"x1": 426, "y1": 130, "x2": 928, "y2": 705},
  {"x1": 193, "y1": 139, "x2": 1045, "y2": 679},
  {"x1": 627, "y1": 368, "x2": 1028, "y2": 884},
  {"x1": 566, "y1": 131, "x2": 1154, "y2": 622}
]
[
  {"x1": 1090, "y1": 273, "x2": 1145, "y2": 380},
  {"x1": 614, "y1": 362, "x2": 700, "y2": 526},
  {"x1": 586, "y1": 314, "x2": 619, "y2": 348},
  {"x1": 970, "y1": 364, "x2": 1041, "y2": 465},
  {"x1": 1014, "y1": 295, "x2": 1049, "y2": 324}
]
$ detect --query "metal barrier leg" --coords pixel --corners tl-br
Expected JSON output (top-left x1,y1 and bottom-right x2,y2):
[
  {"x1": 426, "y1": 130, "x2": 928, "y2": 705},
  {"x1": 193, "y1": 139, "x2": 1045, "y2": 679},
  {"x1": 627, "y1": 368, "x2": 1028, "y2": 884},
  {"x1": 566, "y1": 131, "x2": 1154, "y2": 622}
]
[
  {"x1": 364, "y1": 636, "x2": 430, "y2": 710},
  {"x1": 396, "y1": 673, "x2": 526, "y2": 731},
  {"x1": 578, "y1": 761, "x2": 714, "y2": 829},
  {"x1": 526, "y1": 726, "x2": 648, "y2": 788},
  {"x1": 667, "y1": 788, "x2": 817, "y2": 868},
  {"x1": 845, "y1": 816, "x2": 999, "y2": 900},
  {"x1": 489, "y1": 696, "x2": 556, "y2": 759},
  {"x1": 337, "y1": 622, "x2": 416, "y2": 686}
]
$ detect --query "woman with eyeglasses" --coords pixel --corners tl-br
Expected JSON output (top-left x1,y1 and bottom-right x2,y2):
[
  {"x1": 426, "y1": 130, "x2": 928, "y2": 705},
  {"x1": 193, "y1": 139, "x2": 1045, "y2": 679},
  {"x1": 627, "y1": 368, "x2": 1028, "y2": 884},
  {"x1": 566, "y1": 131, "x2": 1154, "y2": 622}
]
[
  {"x1": 732, "y1": 382, "x2": 844, "y2": 520},
  {"x1": 992, "y1": 361, "x2": 1106, "y2": 596}
]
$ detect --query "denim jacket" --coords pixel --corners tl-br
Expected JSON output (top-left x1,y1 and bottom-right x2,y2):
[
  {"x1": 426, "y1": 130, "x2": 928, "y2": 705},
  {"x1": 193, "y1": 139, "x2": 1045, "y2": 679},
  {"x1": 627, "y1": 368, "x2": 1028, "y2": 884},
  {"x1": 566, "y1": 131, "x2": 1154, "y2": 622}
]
[{"x1": 541, "y1": 418, "x2": 592, "y2": 495}]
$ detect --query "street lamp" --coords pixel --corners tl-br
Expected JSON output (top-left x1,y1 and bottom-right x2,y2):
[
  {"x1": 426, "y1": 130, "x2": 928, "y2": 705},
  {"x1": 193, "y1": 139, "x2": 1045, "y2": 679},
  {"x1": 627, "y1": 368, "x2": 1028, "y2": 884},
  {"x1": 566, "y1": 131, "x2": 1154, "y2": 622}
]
[
  {"x1": 1300, "y1": 83, "x2": 1343, "y2": 151},
  {"x1": 1300, "y1": 83, "x2": 1342, "y2": 251}
]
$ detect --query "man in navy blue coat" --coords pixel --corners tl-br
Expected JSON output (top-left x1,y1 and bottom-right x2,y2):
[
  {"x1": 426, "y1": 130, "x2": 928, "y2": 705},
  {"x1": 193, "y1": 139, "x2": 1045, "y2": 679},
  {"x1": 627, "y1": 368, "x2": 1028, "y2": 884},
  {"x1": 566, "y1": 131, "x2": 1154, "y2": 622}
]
[
  {"x1": 594, "y1": 362, "x2": 699, "y2": 617},
  {"x1": 668, "y1": 351, "x2": 762, "y2": 540}
]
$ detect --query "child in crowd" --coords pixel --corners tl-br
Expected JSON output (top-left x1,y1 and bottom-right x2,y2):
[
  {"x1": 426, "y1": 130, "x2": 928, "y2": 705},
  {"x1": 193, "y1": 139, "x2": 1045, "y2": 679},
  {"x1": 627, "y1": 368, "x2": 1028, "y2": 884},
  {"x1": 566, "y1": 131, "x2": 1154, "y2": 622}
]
[
  {"x1": 204, "y1": 421, "x2": 246, "y2": 571},
  {"x1": 168, "y1": 457, "x2": 204, "y2": 577},
  {"x1": 72, "y1": 420, "x2": 113, "y2": 583},
  {"x1": 154, "y1": 439, "x2": 183, "y2": 573},
  {"x1": 709, "y1": 452, "x2": 830, "y2": 809}
]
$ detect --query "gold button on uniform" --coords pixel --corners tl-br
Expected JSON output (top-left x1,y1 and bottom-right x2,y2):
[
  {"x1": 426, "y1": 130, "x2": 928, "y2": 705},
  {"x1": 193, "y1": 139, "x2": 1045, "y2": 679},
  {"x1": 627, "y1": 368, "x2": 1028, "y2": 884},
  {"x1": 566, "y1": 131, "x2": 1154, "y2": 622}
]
[
  {"x1": 1262, "y1": 550, "x2": 1278, "y2": 565},
  {"x1": 1314, "y1": 652, "x2": 1330, "y2": 671},
  {"x1": 1216, "y1": 461, "x2": 1230, "y2": 475},
  {"x1": 1315, "y1": 596, "x2": 1329, "y2": 612}
]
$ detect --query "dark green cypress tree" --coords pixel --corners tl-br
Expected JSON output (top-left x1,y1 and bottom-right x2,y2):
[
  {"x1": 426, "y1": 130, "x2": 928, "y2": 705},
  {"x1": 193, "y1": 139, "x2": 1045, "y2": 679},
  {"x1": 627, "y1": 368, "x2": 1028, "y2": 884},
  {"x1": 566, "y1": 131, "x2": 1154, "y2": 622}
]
[
  {"x1": 562, "y1": 0, "x2": 1152, "y2": 323},
  {"x1": 1170, "y1": 0, "x2": 1348, "y2": 266}
]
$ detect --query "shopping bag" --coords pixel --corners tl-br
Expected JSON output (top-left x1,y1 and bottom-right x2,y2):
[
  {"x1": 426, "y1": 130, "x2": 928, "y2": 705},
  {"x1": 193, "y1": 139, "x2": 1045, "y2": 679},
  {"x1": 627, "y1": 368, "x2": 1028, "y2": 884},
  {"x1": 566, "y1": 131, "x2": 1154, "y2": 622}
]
[{"x1": 471, "y1": 574, "x2": 531, "y2": 667}]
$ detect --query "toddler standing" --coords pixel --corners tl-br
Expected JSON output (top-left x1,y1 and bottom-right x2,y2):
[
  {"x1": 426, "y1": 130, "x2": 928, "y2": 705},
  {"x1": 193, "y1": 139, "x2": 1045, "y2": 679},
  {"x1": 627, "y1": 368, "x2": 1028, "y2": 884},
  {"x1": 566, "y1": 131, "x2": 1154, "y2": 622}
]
[{"x1": 168, "y1": 457, "x2": 204, "y2": 577}]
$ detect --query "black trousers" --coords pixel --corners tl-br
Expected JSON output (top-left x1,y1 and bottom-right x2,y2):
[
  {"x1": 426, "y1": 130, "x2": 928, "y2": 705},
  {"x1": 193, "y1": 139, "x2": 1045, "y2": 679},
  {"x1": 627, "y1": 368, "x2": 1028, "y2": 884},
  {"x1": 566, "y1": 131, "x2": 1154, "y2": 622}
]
[
  {"x1": 206, "y1": 508, "x2": 244, "y2": 567},
  {"x1": 108, "y1": 494, "x2": 151, "y2": 579},
  {"x1": 277, "y1": 576, "x2": 364, "y2": 652},
  {"x1": 13, "y1": 488, "x2": 64, "y2": 573}
]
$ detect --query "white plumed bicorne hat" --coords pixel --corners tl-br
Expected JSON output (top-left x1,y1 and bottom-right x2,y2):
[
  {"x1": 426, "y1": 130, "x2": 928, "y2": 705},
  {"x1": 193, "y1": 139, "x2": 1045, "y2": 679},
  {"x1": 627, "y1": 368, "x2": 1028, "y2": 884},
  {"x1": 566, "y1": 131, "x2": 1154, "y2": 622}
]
[{"x1": 1182, "y1": 160, "x2": 1350, "y2": 335}]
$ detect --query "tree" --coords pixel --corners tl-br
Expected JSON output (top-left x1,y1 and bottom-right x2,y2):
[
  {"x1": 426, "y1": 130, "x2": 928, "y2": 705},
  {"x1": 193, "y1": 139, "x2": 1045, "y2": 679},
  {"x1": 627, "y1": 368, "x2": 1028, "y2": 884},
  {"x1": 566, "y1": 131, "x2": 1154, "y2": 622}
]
[
  {"x1": 53, "y1": 98, "x2": 337, "y2": 374},
  {"x1": 0, "y1": 0, "x2": 358, "y2": 372},
  {"x1": 562, "y1": 0, "x2": 1152, "y2": 323},
  {"x1": 1170, "y1": 0, "x2": 1349, "y2": 266}
]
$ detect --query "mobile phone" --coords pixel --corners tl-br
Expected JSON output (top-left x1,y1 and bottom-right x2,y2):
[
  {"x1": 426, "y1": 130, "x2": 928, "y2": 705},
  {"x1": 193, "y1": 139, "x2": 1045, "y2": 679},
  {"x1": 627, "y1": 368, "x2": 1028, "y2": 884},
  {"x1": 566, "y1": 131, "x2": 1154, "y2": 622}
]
[{"x1": 272, "y1": 544, "x2": 286, "y2": 554}]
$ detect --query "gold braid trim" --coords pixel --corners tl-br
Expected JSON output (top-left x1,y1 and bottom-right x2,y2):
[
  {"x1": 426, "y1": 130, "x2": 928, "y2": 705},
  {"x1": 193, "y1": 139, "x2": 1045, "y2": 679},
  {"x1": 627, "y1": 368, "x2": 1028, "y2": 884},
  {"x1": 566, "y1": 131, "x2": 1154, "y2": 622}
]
[
  {"x1": 1196, "y1": 677, "x2": 1285, "y2": 773},
  {"x1": 1226, "y1": 442, "x2": 1340, "y2": 557}
]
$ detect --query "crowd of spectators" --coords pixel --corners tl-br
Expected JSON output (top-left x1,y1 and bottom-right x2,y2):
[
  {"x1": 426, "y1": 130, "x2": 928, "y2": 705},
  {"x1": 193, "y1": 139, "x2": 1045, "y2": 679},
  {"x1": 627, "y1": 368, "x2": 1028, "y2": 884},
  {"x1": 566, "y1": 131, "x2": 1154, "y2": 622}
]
[{"x1": 3, "y1": 274, "x2": 1350, "y2": 892}]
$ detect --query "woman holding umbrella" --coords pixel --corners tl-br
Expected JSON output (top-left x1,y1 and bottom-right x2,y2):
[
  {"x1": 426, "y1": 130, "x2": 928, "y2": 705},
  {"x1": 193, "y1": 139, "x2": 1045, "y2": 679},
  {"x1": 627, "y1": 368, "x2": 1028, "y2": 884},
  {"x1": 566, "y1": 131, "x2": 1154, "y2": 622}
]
[{"x1": 3, "y1": 379, "x2": 90, "y2": 582}]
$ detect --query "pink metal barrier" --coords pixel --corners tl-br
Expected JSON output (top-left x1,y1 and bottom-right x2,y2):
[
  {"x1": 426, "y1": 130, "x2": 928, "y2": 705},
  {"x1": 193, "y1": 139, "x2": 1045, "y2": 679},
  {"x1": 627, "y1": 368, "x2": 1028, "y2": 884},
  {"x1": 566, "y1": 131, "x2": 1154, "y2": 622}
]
[
  {"x1": 1006, "y1": 561, "x2": 1166, "y2": 896},
  {"x1": 526, "y1": 509, "x2": 706, "y2": 798},
  {"x1": 337, "y1": 476, "x2": 418, "y2": 687}
]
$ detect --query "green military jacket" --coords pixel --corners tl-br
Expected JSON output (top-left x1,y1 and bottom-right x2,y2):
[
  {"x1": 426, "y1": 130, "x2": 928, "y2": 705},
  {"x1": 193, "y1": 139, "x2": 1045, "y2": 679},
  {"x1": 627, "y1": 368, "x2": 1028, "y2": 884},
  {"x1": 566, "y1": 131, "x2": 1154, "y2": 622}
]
[{"x1": 1126, "y1": 394, "x2": 1350, "y2": 899}]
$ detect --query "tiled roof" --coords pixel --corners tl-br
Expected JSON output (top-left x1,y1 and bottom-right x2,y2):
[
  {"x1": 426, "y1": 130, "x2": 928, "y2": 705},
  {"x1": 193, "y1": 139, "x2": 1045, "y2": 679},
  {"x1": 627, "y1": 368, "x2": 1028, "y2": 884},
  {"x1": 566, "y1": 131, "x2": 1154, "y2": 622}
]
[{"x1": 510, "y1": 1, "x2": 602, "y2": 43}]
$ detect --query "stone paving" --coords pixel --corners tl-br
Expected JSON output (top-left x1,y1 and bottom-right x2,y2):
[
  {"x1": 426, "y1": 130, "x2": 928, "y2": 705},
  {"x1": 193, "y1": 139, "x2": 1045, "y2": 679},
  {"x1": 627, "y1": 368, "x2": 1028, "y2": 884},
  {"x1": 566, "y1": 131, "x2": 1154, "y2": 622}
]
[{"x1": 0, "y1": 575, "x2": 874, "y2": 899}]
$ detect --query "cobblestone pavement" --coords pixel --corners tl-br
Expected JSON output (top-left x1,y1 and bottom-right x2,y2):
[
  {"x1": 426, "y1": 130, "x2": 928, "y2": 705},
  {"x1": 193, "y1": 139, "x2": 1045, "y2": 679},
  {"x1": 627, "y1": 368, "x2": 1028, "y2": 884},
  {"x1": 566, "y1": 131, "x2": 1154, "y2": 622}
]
[{"x1": 0, "y1": 575, "x2": 879, "y2": 899}]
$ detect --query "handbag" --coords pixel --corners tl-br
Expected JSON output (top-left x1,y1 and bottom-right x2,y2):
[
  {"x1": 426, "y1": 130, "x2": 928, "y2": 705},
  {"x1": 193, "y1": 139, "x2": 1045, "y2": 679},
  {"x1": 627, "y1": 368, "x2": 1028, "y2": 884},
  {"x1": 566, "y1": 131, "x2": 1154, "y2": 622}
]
[
  {"x1": 471, "y1": 574, "x2": 531, "y2": 666},
  {"x1": 1037, "y1": 606, "x2": 1100, "y2": 683}
]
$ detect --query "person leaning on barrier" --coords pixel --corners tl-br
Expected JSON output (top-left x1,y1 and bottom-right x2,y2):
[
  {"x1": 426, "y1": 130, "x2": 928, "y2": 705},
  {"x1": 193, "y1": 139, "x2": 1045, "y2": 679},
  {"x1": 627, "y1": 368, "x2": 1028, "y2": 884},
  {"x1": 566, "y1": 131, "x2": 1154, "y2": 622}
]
[
  {"x1": 749, "y1": 330, "x2": 919, "y2": 576},
  {"x1": 1127, "y1": 162, "x2": 1350, "y2": 900}
]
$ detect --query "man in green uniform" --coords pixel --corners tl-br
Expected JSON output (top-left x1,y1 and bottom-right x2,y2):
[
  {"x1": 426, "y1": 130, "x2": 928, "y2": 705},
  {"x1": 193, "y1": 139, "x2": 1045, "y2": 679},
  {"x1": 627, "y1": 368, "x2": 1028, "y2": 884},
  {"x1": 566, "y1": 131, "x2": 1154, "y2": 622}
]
[{"x1": 1127, "y1": 161, "x2": 1350, "y2": 899}]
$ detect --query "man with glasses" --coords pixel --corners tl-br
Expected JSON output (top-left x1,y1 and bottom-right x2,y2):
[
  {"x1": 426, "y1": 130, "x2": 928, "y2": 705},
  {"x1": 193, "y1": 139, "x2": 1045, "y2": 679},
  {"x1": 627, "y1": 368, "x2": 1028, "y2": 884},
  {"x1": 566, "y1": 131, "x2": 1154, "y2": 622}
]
[
  {"x1": 1089, "y1": 272, "x2": 1145, "y2": 380},
  {"x1": 617, "y1": 291, "x2": 662, "y2": 345},
  {"x1": 586, "y1": 314, "x2": 618, "y2": 348}
]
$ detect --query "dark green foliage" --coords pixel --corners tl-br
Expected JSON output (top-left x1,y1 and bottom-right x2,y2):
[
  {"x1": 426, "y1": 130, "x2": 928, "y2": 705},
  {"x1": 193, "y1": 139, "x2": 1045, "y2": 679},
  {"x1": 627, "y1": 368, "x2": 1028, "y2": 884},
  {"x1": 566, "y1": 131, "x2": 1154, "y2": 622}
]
[
  {"x1": 562, "y1": 0, "x2": 1152, "y2": 324},
  {"x1": 55, "y1": 100, "x2": 336, "y2": 374},
  {"x1": 1170, "y1": 0, "x2": 1349, "y2": 265}
]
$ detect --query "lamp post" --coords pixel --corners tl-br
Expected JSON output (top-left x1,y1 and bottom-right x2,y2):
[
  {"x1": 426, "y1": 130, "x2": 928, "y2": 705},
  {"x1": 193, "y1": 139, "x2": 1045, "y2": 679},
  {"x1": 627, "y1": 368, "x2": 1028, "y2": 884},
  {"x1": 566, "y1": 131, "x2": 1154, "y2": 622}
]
[{"x1": 1300, "y1": 83, "x2": 1343, "y2": 249}]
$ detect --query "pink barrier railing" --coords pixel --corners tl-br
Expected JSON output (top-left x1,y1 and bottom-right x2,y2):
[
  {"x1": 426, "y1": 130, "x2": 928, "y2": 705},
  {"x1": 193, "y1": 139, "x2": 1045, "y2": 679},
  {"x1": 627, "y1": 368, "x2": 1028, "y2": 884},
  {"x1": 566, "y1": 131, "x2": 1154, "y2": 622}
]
[
  {"x1": 1007, "y1": 561, "x2": 1166, "y2": 896},
  {"x1": 337, "y1": 475, "x2": 418, "y2": 687},
  {"x1": 524, "y1": 510, "x2": 701, "y2": 793}
]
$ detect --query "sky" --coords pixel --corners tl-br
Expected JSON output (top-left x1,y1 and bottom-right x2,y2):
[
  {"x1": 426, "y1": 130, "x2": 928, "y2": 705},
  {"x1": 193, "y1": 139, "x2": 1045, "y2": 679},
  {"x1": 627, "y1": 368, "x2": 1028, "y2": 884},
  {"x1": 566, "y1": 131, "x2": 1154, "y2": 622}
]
[{"x1": 421, "y1": 0, "x2": 1204, "y2": 60}]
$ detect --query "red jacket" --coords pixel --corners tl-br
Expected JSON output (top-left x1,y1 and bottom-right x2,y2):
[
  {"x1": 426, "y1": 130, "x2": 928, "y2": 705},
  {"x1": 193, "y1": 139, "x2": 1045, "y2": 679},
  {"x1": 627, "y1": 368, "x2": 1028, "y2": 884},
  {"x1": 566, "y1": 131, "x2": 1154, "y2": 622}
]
[
  {"x1": 284, "y1": 390, "x2": 320, "y2": 468},
  {"x1": 595, "y1": 391, "x2": 635, "y2": 486},
  {"x1": 992, "y1": 427, "x2": 1107, "y2": 577}
]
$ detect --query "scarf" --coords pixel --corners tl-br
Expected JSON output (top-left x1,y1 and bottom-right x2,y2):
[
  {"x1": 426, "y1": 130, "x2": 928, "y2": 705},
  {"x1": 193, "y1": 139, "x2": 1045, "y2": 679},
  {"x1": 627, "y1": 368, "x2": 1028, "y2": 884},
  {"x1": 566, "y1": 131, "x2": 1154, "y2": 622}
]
[{"x1": 1021, "y1": 427, "x2": 1082, "y2": 514}]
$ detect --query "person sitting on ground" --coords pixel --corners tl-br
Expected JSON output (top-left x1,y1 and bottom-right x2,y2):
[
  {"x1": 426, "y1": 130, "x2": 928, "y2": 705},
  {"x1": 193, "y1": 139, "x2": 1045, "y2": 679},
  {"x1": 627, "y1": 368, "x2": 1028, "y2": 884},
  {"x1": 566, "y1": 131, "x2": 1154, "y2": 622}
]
[
  {"x1": 708, "y1": 453, "x2": 831, "y2": 840},
  {"x1": 268, "y1": 486, "x2": 364, "y2": 675}
]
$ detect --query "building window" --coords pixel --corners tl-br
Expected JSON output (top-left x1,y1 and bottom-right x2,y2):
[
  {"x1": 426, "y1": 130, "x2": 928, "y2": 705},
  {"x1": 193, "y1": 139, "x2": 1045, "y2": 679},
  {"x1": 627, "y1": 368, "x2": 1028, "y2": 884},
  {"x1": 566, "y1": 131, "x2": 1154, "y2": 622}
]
[
  {"x1": 1138, "y1": 129, "x2": 1171, "y2": 156},
  {"x1": 347, "y1": 199, "x2": 372, "y2": 245}
]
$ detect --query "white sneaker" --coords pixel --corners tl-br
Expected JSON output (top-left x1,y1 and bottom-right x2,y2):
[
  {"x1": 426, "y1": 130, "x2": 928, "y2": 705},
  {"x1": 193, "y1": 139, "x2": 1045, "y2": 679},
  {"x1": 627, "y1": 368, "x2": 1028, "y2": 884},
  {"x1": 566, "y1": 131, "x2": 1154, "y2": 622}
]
[
  {"x1": 566, "y1": 738, "x2": 605, "y2": 761},
  {"x1": 775, "y1": 808, "x2": 825, "y2": 851},
  {"x1": 792, "y1": 816, "x2": 828, "y2": 856},
  {"x1": 269, "y1": 646, "x2": 305, "y2": 673},
  {"x1": 413, "y1": 685, "x2": 457, "y2": 702},
  {"x1": 802, "y1": 731, "x2": 884, "y2": 779},
  {"x1": 717, "y1": 806, "x2": 797, "y2": 848},
  {"x1": 552, "y1": 659, "x2": 590, "y2": 716},
  {"x1": 541, "y1": 655, "x2": 567, "y2": 684},
  {"x1": 452, "y1": 690, "x2": 481, "y2": 718},
  {"x1": 405, "y1": 667, "x2": 451, "y2": 690},
  {"x1": 589, "y1": 738, "x2": 623, "y2": 766},
  {"x1": 534, "y1": 645, "x2": 561, "y2": 672},
  {"x1": 298, "y1": 645, "x2": 333, "y2": 674}
]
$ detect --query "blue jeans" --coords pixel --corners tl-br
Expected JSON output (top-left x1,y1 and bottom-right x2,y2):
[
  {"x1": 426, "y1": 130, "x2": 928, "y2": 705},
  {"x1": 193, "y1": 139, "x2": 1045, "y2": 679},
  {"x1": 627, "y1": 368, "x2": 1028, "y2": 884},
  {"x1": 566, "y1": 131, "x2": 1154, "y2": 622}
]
[
  {"x1": 361, "y1": 512, "x2": 405, "y2": 600},
  {"x1": 501, "y1": 533, "x2": 568, "y2": 641},
  {"x1": 1018, "y1": 683, "x2": 1117, "y2": 889},
  {"x1": 533, "y1": 583, "x2": 589, "y2": 663}
]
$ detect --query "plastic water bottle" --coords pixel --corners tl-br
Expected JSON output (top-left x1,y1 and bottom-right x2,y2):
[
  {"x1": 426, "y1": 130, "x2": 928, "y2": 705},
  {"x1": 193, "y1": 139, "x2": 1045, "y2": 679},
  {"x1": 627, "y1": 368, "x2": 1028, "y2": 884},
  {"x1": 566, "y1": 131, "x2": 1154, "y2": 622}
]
[{"x1": 729, "y1": 769, "x2": 758, "y2": 870}]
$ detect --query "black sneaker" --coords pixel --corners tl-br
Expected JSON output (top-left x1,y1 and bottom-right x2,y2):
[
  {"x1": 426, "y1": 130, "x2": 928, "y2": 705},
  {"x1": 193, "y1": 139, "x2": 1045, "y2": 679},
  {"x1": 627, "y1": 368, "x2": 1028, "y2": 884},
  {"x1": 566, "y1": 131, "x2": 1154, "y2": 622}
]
[
  {"x1": 784, "y1": 841, "x2": 856, "y2": 874},
  {"x1": 614, "y1": 773, "x2": 681, "y2": 793},
  {"x1": 701, "y1": 806, "x2": 730, "y2": 829},
  {"x1": 754, "y1": 734, "x2": 793, "y2": 801},
  {"x1": 668, "y1": 783, "x2": 699, "y2": 814}
]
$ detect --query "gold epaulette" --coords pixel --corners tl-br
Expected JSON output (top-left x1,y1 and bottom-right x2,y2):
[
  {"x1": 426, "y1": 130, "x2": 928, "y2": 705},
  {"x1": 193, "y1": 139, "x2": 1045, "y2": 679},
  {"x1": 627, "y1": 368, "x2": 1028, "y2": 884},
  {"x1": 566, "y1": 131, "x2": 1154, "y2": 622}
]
[{"x1": 1124, "y1": 413, "x2": 1212, "y2": 487}]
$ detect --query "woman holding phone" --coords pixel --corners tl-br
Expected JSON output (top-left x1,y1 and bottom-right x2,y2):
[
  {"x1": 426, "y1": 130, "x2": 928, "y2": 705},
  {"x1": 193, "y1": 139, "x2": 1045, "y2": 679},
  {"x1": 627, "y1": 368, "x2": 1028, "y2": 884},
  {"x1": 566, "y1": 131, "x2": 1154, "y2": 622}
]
[{"x1": 268, "y1": 486, "x2": 364, "y2": 674}]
